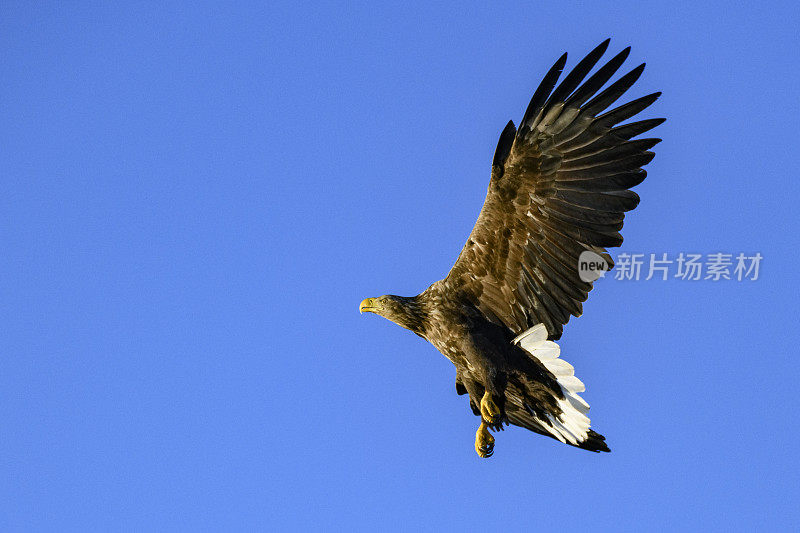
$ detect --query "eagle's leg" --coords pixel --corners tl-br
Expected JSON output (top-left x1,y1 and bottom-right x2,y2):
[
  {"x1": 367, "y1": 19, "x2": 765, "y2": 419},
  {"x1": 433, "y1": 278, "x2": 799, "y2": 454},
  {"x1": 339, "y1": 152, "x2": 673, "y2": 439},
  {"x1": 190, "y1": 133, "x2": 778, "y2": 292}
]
[
  {"x1": 460, "y1": 337, "x2": 504, "y2": 426},
  {"x1": 480, "y1": 390, "x2": 502, "y2": 425},
  {"x1": 457, "y1": 372, "x2": 484, "y2": 417},
  {"x1": 474, "y1": 421, "x2": 495, "y2": 458}
]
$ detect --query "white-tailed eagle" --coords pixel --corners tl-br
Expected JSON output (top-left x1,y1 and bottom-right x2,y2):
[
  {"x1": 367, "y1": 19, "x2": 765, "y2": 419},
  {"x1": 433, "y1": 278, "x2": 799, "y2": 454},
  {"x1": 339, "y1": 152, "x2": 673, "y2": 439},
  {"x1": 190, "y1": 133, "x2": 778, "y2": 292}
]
[{"x1": 360, "y1": 40, "x2": 663, "y2": 457}]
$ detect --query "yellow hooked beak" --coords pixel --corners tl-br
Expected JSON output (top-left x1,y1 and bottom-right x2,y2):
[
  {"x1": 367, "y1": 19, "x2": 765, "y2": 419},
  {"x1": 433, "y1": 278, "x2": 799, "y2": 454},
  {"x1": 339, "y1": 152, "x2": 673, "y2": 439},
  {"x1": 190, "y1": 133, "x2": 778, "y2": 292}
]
[{"x1": 359, "y1": 298, "x2": 378, "y2": 314}]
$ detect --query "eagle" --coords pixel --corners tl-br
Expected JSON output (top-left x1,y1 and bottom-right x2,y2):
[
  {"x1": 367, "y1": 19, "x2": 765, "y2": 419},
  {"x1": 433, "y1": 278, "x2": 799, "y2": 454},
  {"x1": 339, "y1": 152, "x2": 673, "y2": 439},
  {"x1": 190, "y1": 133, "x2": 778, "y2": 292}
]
[{"x1": 360, "y1": 40, "x2": 663, "y2": 458}]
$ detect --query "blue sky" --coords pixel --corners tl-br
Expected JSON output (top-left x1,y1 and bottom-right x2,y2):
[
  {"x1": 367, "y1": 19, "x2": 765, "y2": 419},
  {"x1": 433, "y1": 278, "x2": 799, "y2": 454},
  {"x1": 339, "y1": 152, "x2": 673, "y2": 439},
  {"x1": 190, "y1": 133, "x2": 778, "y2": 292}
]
[{"x1": 2, "y1": 1, "x2": 799, "y2": 530}]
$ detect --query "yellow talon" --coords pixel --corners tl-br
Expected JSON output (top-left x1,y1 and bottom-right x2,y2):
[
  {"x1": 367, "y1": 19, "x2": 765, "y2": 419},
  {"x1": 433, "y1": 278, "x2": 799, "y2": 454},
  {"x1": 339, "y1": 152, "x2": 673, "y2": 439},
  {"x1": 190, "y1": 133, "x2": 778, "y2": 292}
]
[
  {"x1": 480, "y1": 391, "x2": 501, "y2": 424},
  {"x1": 475, "y1": 421, "x2": 495, "y2": 458}
]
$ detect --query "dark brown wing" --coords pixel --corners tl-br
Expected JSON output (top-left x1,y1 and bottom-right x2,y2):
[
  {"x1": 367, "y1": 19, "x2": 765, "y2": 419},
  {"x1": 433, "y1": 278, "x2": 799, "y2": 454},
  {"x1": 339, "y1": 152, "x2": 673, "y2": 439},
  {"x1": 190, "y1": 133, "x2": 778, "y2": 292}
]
[{"x1": 444, "y1": 40, "x2": 664, "y2": 339}]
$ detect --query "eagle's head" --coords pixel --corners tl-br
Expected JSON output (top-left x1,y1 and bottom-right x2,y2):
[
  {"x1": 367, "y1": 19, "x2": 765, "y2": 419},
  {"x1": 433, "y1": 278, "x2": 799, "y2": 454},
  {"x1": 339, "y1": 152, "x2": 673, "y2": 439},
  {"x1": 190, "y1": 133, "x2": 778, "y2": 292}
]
[{"x1": 359, "y1": 295, "x2": 426, "y2": 336}]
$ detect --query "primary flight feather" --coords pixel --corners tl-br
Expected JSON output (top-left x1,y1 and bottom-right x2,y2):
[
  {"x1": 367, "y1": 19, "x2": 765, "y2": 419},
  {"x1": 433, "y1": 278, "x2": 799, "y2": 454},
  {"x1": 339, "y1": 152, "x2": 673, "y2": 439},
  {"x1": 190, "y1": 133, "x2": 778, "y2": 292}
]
[{"x1": 360, "y1": 40, "x2": 663, "y2": 457}]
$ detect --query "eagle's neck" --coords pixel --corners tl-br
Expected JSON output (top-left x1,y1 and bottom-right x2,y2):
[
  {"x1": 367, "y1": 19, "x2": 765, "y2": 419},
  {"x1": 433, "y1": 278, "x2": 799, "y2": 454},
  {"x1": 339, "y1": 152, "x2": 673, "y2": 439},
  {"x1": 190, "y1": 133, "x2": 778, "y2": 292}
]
[{"x1": 392, "y1": 295, "x2": 428, "y2": 338}]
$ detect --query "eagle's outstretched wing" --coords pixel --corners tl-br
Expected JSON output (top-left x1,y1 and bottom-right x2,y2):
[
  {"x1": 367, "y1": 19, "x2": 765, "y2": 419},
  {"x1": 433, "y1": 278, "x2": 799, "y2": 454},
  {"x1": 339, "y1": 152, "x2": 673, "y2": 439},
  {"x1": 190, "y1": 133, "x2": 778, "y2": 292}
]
[{"x1": 444, "y1": 40, "x2": 664, "y2": 339}]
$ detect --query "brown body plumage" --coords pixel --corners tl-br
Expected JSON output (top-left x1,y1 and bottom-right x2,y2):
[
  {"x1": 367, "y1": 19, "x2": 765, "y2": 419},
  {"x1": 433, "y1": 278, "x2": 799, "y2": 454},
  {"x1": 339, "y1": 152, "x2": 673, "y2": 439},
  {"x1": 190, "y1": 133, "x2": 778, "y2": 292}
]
[{"x1": 360, "y1": 40, "x2": 663, "y2": 457}]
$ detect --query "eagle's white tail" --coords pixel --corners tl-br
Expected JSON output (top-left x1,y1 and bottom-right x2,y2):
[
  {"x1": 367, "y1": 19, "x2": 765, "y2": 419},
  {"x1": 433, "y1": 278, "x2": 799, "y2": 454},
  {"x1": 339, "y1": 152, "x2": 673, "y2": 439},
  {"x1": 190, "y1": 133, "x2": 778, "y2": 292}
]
[{"x1": 512, "y1": 324, "x2": 592, "y2": 445}]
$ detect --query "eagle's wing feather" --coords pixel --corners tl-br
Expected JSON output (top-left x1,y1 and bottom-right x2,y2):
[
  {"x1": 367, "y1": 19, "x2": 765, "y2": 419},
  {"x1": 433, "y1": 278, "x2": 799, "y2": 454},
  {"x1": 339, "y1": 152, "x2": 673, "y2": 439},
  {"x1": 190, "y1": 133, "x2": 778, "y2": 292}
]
[{"x1": 444, "y1": 40, "x2": 664, "y2": 339}]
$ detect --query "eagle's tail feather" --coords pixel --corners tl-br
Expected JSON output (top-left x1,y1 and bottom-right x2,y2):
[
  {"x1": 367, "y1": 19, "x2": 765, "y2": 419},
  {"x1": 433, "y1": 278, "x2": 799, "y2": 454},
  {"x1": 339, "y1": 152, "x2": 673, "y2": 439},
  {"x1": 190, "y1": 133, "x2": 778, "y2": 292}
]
[
  {"x1": 511, "y1": 324, "x2": 609, "y2": 451},
  {"x1": 577, "y1": 429, "x2": 610, "y2": 452}
]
